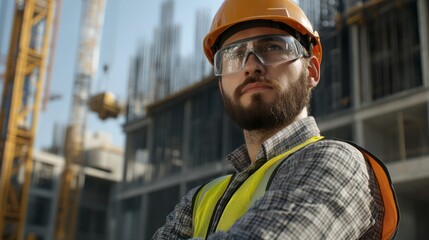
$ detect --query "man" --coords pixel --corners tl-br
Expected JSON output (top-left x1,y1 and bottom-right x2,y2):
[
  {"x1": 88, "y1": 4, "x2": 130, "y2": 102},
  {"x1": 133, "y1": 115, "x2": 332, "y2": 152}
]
[{"x1": 153, "y1": 0, "x2": 399, "y2": 239}]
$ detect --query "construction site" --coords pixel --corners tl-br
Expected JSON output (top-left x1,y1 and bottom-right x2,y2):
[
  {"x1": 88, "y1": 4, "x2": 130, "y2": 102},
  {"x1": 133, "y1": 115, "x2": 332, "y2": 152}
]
[{"x1": 0, "y1": 0, "x2": 428, "y2": 239}]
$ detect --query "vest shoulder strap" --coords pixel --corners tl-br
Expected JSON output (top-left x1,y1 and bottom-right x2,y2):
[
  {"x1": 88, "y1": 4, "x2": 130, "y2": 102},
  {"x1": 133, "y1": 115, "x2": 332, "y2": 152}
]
[{"x1": 192, "y1": 174, "x2": 232, "y2": 238}]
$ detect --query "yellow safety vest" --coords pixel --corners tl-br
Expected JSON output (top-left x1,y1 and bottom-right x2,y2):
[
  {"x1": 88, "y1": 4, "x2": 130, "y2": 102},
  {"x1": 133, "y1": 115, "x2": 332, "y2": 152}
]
[{"x1": 192, "y1": 136, "x2": 399, "y2": 239}]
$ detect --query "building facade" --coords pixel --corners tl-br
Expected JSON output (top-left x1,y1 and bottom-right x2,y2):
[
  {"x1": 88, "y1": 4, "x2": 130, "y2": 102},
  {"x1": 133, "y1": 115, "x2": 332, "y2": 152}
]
[
  {"x1": 24, "y1": 150, "x2": 63, "y2": 240},
  {"x1": 313, "y1": 1, "x2": 429, "y2": 238},
  {"x1": 120, "y1": 0, "x2": 429, "y2": 239},
  {"x1": 24, "y1": 132, "x2": 124, "y2": 240},
  {"x1": 120, "y1": 78, "x2": 243, "y2": 239}
]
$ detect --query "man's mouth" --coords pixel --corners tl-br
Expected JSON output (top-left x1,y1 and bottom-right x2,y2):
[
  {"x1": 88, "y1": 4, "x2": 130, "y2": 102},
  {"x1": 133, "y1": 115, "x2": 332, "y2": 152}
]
[{"x1": 241, "y1": 83, "x2": 274, "y2": 95}]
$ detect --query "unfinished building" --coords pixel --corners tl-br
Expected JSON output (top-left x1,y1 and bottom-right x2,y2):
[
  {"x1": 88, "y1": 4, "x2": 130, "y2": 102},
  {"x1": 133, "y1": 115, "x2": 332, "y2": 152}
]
[
  {"x1": 119, "y1": 0, "x2": 429, "y2": 238},
  {"x1": 25, "y1": 132, "x2": 123, "y2": 240}
]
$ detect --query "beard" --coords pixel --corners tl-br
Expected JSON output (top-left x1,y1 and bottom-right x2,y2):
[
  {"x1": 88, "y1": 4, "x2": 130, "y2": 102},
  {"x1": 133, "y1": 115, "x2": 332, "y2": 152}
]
[{"x1": 222, "y1": 71, "x2": 310, "y2": 131}]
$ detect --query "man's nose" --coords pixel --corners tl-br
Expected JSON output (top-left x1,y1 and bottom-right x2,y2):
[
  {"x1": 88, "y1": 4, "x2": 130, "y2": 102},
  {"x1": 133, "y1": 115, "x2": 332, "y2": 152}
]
[{"x1": 243, "y1": 53, "x2": 266, "y2": 75}]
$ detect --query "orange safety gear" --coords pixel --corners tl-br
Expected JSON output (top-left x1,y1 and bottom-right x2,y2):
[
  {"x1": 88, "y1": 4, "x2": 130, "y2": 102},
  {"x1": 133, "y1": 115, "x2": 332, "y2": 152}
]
[{"x1": 203, "y1": 0, "x2": 322, "y2": 65}]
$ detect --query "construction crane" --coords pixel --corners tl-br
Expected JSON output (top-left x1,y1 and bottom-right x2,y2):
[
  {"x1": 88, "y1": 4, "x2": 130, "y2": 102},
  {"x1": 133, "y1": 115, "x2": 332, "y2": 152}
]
[
  {"x1": 0, "y1": 0, "x2": 55, "y2": 239},
  {"x1": 54, "y1": 0, "x2": 106, "y2": 239}
]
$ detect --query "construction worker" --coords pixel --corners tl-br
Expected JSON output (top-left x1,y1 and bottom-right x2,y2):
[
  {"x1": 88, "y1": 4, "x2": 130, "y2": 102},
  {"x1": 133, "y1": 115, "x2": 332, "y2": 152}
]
[{"x1": 153, "y1": 0, "x2": 399, "y2": 239}]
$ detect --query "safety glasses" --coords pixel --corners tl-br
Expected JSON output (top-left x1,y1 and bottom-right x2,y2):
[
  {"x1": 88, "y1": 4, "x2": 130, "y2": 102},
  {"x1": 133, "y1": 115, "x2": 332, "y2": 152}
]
[{"x1": 214, "y1": 34, "x2": 309, "y2": 76}]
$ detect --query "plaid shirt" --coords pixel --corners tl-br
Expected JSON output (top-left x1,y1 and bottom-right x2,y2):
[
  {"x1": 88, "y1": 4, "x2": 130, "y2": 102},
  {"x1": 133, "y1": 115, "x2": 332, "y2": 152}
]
[{"x1": 153, "y1": 117, "x2": 384, "y2": 239}]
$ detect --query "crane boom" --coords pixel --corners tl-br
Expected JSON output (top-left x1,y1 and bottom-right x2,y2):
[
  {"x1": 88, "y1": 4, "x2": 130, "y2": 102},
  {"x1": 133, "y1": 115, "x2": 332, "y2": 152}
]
[
  {"x1": 0, "y1": 0, "x2": 54, "y2": 239},
  {"x1": 54, "y1": 0, "x2": 106, "y2": 239}
]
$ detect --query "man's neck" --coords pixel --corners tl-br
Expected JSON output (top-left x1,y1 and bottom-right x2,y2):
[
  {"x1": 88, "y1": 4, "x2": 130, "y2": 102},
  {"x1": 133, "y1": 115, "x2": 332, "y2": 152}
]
[
  {"x1": 243, "y1": 127, "x2": 280, "y2": 163},
  {"x1": 244, "y1": 109, "x2": 309, "y2": 163}
]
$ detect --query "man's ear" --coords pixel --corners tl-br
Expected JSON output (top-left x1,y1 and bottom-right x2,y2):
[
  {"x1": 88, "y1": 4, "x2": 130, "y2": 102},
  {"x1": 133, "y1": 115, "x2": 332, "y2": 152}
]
[{"x1": 306, "y1": 56, "x2": 320, "y2": 88}]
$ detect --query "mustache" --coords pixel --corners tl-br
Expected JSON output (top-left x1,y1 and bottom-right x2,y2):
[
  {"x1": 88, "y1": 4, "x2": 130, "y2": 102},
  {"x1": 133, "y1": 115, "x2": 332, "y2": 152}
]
[{"x1": 234, "y1": 75, "x2": 281, "y2": 99}]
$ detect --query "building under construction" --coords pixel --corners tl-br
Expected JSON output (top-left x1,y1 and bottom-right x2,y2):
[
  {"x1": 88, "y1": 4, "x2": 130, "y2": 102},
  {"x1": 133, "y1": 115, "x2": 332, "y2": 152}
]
[
  {"x1": 25, "y1": 131, "x2": 123, "y2": 240},
  {"x1": 120, "y1": 0, "x2": 429, "y2": 239}
]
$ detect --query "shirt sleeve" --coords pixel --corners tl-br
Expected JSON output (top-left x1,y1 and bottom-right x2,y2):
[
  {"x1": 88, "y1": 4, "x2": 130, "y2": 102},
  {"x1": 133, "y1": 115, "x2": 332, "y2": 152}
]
[
  {"x1": 152, "y1": 186, "x2": 201, "y2": 240},
  {"x1": 206, "y1": 140, "x2": 380, "y2": 240}
]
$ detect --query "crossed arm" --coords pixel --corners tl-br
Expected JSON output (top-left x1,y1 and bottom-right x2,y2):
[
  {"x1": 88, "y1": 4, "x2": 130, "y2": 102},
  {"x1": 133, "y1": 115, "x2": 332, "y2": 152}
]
[{"x1": 153, "y1": 141, "x2": 382, "y2": 239}]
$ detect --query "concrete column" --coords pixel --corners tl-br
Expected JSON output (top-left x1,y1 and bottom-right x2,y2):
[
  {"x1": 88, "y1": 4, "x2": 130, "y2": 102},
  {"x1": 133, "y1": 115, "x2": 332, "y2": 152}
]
[
  {"x1": 350, "y1": 25, "x2": 361, "y2": 109},
  {"x1": 395, "y1": 194, "x2": 417, "y2": 239},
  {"x1": 147, "y1": 118, "x2": 154, "y2": 182},
  {"x1": 108, "y1": 184, "x2": 122, "y2": 240},
  {"x1": 350, "y1": 23, "x2": 365, "y2": 146},
  {"x1": 139, "y1": 195, "x2": 148, "y2": 240},
  {"x1": 360, "y1": 24, "x2": 372, "y2": 104},
  {"x1": 47, "y1": 160, "x2": 64, "y2": 240},
  {"x1": 353, "y1": 119, "x2": 364, "y2": 146},
  {"x1": 181, "y1": 100, "x2": 192, "y2": 172},
  {"x1": 418, "y1": 0, "x2": 429, "y2": 87},
  {"x1": 427, "y1": 102, "x2": 429, "y2": 149},
  {"x1": 180, "y1": 100, "x2": 192, "y2": 197}
]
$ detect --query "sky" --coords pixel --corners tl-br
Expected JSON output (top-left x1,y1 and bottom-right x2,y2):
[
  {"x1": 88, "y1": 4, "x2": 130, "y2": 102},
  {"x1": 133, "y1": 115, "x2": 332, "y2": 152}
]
[
  {"x1": 3, "y1": 0, "x2": 224, "y2": 150},
  {"x1": 0, "y1": 0, "x2": 305, "y2": 151}
]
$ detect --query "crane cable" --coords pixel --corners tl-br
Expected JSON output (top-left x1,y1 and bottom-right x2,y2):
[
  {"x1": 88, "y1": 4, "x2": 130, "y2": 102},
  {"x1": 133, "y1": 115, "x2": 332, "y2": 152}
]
[
  {"x1": 42, "y1": 0, "x2": 63, "y2": 110},
  {"x1": 96, "y1": 0, "x2": 120, "y2": 94}
]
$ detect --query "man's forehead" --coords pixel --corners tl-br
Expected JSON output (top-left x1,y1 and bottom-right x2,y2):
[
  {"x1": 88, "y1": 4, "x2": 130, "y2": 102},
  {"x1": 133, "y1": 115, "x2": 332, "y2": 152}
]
[
  {"x1": 223, "y1": 34, "x2": 293, "y2": 50},
  {"x1": 222, "y1": 27, "x2": 290, "y2": 47}
]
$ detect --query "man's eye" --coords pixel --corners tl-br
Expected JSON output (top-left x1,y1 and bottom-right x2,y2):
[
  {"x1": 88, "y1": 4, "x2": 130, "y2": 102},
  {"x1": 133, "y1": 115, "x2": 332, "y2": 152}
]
[
  {"x1": 263, "y1": 44, "x2": 283, "y2": 52},
  {"x1": 231, "y1": 49, "x2": 246, "y2": 58}
]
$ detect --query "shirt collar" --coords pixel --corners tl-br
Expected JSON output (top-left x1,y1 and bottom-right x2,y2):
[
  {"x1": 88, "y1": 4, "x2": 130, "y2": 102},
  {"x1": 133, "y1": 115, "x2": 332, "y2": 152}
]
[{"x1": 226, "y1": 117, "x2": 321, "y2": 172}]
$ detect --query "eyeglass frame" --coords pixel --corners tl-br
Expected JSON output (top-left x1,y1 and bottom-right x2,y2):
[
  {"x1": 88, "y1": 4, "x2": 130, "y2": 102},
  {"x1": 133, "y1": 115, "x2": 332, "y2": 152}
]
[{"x1": 213, "y1": 34, "x2": 311, "y2": 76}]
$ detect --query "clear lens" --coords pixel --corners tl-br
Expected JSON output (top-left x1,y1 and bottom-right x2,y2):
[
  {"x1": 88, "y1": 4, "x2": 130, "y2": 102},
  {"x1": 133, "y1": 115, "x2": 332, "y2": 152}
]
[{"x1": 214, "y1": 34, "x2": 307, "y2": 76}]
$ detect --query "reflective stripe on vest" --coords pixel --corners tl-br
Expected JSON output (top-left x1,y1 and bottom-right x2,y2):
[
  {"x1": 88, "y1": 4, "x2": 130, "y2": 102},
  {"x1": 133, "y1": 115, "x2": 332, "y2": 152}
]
[
  {"x1": 192, "y1": 137, "x2": 399, "y2": 239},
  {"x1": 192, "y1": 136, "x2": 324, "y2": 238}
]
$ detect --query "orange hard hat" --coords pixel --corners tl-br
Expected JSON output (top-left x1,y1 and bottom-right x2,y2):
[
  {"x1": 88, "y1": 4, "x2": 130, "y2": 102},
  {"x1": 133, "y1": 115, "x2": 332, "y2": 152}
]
[{"x1": 203, "y1": 0, "x2": 322, "y2": 65}]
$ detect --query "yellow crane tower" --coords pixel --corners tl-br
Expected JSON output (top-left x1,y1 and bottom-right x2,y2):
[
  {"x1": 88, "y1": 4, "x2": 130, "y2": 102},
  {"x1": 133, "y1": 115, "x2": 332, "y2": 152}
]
[
  {"x1": 54, "y1": 0, "x2": 106, "y2": 239},
  {"x1": 0, "y1": 0, "x2": 54, "y2": 239}
]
